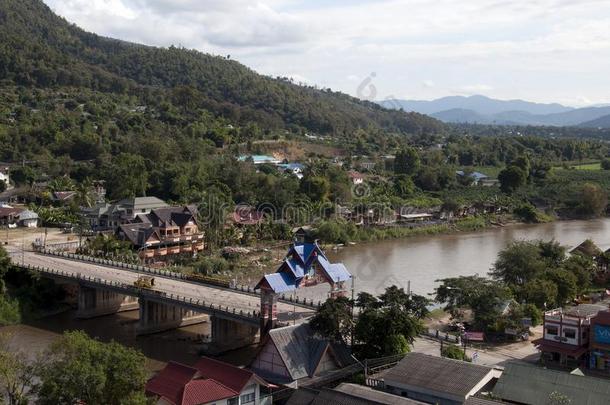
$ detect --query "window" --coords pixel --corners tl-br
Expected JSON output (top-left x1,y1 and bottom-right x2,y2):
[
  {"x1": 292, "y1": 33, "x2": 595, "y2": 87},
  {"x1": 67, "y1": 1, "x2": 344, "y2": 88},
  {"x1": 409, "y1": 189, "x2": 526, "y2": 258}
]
[
  {"x1": 546, "y1": 326, "x2": 558, "y2": 336},
  {"x1": 564, "y1": 329, "x2": 576, "y2": 339},
  {"x1": 227, "y1": 398, "x2": 239, "y2": 405},
  {"x1": 241, "y1": 392, "x2": 256, "y2": 404}
]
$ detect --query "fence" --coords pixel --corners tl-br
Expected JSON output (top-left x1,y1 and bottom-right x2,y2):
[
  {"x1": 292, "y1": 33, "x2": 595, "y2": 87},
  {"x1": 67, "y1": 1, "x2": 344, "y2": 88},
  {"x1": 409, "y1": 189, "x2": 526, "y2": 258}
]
[
  {"x1": 36, "y1": 249, "x2": 321, "y2": 309},
  {"x1": 17, "y1": 262, "x2": 261, "y2": 324}
]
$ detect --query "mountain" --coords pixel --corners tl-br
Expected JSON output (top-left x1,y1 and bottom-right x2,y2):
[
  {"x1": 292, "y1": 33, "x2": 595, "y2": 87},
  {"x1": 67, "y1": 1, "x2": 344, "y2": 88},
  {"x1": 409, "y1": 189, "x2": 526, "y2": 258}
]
[
  {"x1": 381, "y1": 95, "x2": 610, "y2": 127},
  {"x1": 382, "y1": 95, "x2": 573, "y2": 116},
  {"x1": 0, "y1": 0, "x2": 441, "y2": 138},
  {"x1": 578, "y1": 114, "x2": 610, "y2": 128}
]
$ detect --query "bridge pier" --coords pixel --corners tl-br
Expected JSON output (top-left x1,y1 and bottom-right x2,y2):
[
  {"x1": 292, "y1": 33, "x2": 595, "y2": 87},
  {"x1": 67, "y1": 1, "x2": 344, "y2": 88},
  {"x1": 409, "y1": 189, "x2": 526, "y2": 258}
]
[
  {"x1": 211, "y1": 315, "x2": 260, "y2": 350},
  {"x1": 136, "y1": 299, "x2": 207, "y2": 335},
  {"x1": 76, "y1": 285, "x2": 139, "y2": 319}
]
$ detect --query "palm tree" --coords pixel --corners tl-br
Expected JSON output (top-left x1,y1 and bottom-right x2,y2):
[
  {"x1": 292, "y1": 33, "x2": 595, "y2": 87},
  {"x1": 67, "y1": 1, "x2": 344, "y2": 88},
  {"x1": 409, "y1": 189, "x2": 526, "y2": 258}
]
[{"x1": 75, "y1": 178, "x2": 94, "y2": 208}]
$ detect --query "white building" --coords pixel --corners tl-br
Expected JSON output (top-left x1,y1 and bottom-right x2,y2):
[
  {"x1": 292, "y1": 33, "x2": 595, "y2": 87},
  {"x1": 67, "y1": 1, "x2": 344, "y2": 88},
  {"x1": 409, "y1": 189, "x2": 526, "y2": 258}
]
[{"x1": 0, "y1": 167, "x2": 10, "y2": 189}]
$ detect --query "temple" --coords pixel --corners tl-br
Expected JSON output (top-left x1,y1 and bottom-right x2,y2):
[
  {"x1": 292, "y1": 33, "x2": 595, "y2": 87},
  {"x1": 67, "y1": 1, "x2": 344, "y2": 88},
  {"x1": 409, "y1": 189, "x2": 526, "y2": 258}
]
[{"x1": 255, "y1": 229, "x2": 351, "y2": 333}]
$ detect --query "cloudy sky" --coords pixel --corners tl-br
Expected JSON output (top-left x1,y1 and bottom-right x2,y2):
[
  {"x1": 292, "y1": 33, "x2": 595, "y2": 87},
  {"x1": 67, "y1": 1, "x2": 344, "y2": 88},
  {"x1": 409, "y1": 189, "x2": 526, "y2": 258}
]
[{"x1": 44, "y1": 0, "x2": 610, "y2": 106}]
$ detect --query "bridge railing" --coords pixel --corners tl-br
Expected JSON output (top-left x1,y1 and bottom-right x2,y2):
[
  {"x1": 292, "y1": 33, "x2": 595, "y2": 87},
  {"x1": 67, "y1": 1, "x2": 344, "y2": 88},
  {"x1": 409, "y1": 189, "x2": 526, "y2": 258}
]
[
  {"x1": 37, "y1": 249, "x2": 321, "y2": 309},
  {"x1": 18, "y1": 263, "x2": 261, "y2": 322}
]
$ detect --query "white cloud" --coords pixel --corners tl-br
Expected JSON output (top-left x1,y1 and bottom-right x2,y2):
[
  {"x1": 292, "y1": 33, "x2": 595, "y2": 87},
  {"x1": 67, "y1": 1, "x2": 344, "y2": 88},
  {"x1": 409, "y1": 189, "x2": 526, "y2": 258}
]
[{"x1": 42, "y1": 0, "x2": 610, "y2": 105}]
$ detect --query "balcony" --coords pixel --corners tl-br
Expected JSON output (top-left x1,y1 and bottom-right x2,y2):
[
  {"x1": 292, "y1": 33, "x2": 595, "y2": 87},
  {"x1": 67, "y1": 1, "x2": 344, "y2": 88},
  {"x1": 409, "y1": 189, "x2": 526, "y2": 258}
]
[
  {"x1": 156, "y1": 248, "x2": 167, "y2": 256},
  {"x1": 182, "y1": 245, "x2": 193, "y2": 253},
  {"x1": 194, "y1": 242, "x2": 205, "y2": 251},
  {"x1": 168, "y1": 246, "x2": 181, "y2": 255}
]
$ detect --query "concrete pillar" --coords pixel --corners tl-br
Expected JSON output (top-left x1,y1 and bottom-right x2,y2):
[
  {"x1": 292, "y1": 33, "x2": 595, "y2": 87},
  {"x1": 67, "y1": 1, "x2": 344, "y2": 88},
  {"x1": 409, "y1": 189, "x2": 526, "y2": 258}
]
[
  {"x1": 260, "y1": 289, "x2": 278, "y2": 336},
  {"x1": 136, "y1": 298, "x2": 207, "y2": 335},
  {"x1": 211, "y1": 315, "x2": 259, "y2": 350},
  {"x1": 76, "y1": 286, "x2": 139, "y2": 319}
]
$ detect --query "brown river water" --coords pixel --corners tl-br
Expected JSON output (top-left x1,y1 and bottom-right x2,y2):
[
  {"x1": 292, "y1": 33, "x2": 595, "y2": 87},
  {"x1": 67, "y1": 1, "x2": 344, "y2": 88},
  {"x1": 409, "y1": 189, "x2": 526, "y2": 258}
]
[{"x1": 4, "y1": 219, "x2": 610, "y2": 370}]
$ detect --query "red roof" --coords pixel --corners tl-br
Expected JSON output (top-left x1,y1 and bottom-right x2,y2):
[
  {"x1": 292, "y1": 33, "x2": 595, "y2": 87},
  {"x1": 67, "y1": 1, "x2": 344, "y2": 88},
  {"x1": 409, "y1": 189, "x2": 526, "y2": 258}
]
[
  {"x1": 182, "y1": 379, "x2": 237, "y2": 405},
  {"x1": 146, "y1": 357, "x2": 267, "y2": 405},
  {"x1": 0, "y1": 207, "x2": 22, "y2": 218},
  {"x1": 193, "y1": 357, "x2": 257, "y2": 393},
  {"x1": 145, "y1": 362, "x2": 198, "y2": 405}
]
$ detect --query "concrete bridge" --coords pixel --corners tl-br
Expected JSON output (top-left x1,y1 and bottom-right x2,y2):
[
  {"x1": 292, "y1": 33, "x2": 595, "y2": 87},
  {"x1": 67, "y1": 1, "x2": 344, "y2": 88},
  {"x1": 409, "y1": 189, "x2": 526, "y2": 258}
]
[{"x1": 9, "y1": 250, "x2": 316, "y2": 350}]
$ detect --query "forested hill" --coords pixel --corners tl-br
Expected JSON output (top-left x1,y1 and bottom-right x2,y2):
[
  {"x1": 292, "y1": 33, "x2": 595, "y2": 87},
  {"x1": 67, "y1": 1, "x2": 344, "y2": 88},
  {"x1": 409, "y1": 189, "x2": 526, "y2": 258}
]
[{"x1": 0, "y1": 0, "x2": 441, "y2": 137}]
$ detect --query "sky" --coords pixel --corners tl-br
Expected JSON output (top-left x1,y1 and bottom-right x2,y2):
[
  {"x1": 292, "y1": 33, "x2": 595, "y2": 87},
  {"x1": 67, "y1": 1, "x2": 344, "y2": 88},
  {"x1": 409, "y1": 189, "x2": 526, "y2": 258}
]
[{"x1": 43, "y1": 0, "x2": 610, "y2": 107}]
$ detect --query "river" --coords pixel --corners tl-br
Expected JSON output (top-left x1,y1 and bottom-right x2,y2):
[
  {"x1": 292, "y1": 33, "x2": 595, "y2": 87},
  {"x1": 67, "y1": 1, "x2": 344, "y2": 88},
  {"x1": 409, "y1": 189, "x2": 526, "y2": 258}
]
[
  {"x1": 329, "y1": 218, "x2": 610, "y2": 297},
  {"x1": 3, "y1": 219, "x2": 610, "y2": 370}
]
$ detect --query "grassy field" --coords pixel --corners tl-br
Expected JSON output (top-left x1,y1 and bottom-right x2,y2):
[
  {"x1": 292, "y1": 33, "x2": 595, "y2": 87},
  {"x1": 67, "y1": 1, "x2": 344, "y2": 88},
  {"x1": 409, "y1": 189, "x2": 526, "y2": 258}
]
[{"x1": 554, "y1": 161, "x2": 602, "y2": 171}]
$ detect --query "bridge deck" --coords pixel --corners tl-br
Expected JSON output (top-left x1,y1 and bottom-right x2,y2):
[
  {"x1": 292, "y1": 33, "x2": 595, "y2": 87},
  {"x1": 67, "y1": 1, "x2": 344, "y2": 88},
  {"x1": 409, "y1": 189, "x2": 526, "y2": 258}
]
[{"x1": 12, "y1": 251, "x2": 315, "y2": 323}]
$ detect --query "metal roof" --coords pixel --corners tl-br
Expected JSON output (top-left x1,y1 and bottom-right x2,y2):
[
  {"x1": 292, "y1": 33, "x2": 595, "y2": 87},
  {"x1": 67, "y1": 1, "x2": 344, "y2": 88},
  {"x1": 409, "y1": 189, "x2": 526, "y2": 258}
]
[
  {"x1": 493, "y1": 362, "x2": 610, "y2": 405},
  {"x1": 383, "y1": 353, "x2": 496, "y2": 399}
]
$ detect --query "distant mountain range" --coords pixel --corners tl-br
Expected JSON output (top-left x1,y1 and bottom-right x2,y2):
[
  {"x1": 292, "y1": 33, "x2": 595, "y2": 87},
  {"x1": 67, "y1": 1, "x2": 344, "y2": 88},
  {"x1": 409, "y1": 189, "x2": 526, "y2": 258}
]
[{"x1": 380, "y1": 95, "x2": 610, "y2": 128}]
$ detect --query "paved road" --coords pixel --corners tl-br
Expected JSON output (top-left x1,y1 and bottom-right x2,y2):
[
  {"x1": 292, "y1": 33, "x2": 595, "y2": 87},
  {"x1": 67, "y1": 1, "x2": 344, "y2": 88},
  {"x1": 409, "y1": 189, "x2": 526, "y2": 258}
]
[
  {"x1": 411, "y1": 336, "x2": 540, "y2": 368},
  {"x1": 9, "y1": 250, "x2": 315, "y2": 322}
]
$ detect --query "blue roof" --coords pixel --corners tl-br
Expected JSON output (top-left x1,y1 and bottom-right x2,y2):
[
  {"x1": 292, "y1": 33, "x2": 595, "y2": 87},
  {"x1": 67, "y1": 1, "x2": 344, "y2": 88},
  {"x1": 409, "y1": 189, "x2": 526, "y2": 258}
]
[
  {"x1": 259, "y1": 273, "x2": 297, "y2": 293},
  {"x1": 255, "y1": 242, "x2": 351, "y2": 293},
  {"x1": 285, "y1": 258, "x2": 306, "y2": 279},
  {"x1": 317, "y1": 255, "x2": 351, "y2": 283}
]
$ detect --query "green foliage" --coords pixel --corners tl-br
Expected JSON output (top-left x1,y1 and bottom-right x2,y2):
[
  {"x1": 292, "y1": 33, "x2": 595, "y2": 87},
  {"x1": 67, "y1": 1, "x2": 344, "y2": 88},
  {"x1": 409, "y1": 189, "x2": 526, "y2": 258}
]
[
  {"x1": 193, "y1": 256, "x2": 230, "y2": 275},
  {"x1": 601, "y1": 159, "x2": 610, "y2": 170},
  {"x1": 36, "y1": 331, "x2": 147, "y2": 405},
  {"x1": 394, "y1": 147, "x2": 421, "y2": 176},
  {"x1": 498, "y1": 166, "x2": 527, "y2": 193},
  {"x1": 434, "y1": 276, "x2": 511, "y2": 331},
  {"x1": 310, "y1": 296, "x2": 354, "y2": 343},
  {"x1": 0, "y1": 296, "x2": 20, "y2": 327},
  {"x1": 578, "y1": 183, "x2": 608, "y2": 218},
  {"x1": 441, "y1": 344, "x2": 470, "y2": 361}
]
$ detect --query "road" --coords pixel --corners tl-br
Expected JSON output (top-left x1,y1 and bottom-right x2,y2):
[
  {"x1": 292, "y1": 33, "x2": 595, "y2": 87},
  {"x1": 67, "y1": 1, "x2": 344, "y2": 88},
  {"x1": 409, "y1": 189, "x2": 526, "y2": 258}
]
[
  {"x1": 411, "y1": 336, "x2": 540, "y2": 368},
  {"x1": 9, "y1": 249, "x2": 315, "y2": 322}
]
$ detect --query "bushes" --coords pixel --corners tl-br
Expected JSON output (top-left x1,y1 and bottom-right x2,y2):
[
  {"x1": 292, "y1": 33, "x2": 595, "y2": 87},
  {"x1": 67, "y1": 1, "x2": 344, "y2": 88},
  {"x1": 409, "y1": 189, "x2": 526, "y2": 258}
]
[
  {"x1": 194, "y1": 256, "x2": 229, "y2": 275},
  {"x1": 442, "y1": 344, "x2": 470, "y2": 362}
]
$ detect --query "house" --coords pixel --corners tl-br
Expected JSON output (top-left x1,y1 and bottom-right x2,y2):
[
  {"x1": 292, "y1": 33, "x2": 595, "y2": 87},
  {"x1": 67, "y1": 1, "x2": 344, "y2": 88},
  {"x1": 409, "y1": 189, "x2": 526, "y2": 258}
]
[
  {"x1": 16, "y1": 210, "x2": 39, "y2": 228},
  {"x1": 532, "y1": 304, "x2": 607, "y2": 369},
  {"x1": 146, "y1": 357, "x2": 272, "y2": 405},
  {"x1": 287, "y1": 383, "x2": 426, "y2": 404},
  {"x1": 570, "y1": 239, "x2": 602, "y2": 259},
  {"x1": 117, "y1": 205, "x2": 204, "y2": 262},
  {"x1": 381, "y1": 353, "x2": 502, "y2": 405},
  {"x1": 0, "y1": 207, "x2": 38, "y2": 228},
  {"x1": 277, "y1": 163, "x2": 305, "y2": 179},
  {"x1": 82, "y1": 196, "x2": 168, "y2": 231},
  {"x1": 250, "y1": 323, "x2": 354, "y2": 388},
  {"x1": 492, "y1": 361, "x2": 609, "y2": 405},
  {"x1": 396, "y1": 207, "x2": 435, "y2": 224},
  {"x1": 455, "y1": 171, "x2": 490, "y2": 186},
  {"x1": 348, "y1": 171, "x2": 365, "y2": 185},
  {"x1": 0, "y1": 167, "x2": 10, "y2": 190},
  {"x1": 238, "y1": 155, "x2": 281, "y2": 165},
  {"x1": 588, "y1": 309, "x2": 610, "y2": 372},
  {"x1": 255, "y1": 240, "x2": 351, "y2": 296},
  {"x1": 0, "y1": 206, "x2": 21, "y2": 226},
  {"x1": 52, "y1": 191, "x2": 77, "y2": 203}
]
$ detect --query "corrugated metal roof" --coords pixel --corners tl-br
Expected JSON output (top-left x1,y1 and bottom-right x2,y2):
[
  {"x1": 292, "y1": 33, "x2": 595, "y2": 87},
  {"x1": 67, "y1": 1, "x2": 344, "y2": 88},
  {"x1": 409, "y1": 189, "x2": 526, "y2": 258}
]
[
  {"x1": 384, "y1": 353, "x2": 494, "y2": 398},
  {"x1": 261, "y1": 273, "x2": 297, "y2": 293},
  {"x1": 493, "y1": 362, "x2": 610, "y2": 405}
]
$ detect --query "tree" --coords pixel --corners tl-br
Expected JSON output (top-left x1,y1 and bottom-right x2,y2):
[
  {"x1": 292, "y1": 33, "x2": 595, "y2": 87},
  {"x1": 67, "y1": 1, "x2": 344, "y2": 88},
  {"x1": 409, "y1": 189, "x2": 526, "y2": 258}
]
[
  {"x1": 310, "y1": 296, "x2": 354, "y2": 343},
  {"x1": 0, "y1": 334, "x2": 39, "y2": 405},
  {"x1": 601, "y1": 159, "x2": 610, "y2": 170},
  {"x1": 544, "y1": 269, "x2": 577, "y2": 306},
  {"x1": 434, "y1": 276, "x2": 511, "y2": 331},
  {"x1": 394, "y1": 147, "x2": 421, "y2": 176},
  {"x1": 498, "y1": 165, "x2": 527, "y2": 193},
  {"x1": 36, "y1": 331, "x2": 147, "y2": 405},
  {"x1": 579, "y1": 183, "x2": 607, "y2": 218},
  {"x1": 490, "y1": 241, "x2": 548, "y2": 287},
  {"x1": 520, "y1": 279, "x2": 558, "y2": 309},
  {"x1": 300, "y1": 176, "x2": 330, "y2": 202},
  {"x1": 392, "y1": 174, "x2": 415, "y2": 198},
  {"x1": 562, "y1": 255, "x2": 595, "y2": 294},
  {"x1": 106, "y1": 153, "x2": 148, "y2": 199}
]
